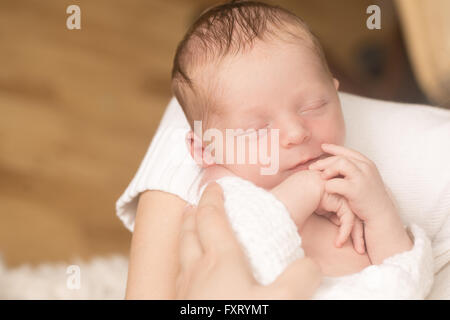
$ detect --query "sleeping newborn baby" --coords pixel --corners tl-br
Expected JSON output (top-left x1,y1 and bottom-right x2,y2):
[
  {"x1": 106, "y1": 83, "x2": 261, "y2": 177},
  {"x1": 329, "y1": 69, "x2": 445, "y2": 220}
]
[{"x1": 172, "y1": 1, "x2": 433, "y2": 298}]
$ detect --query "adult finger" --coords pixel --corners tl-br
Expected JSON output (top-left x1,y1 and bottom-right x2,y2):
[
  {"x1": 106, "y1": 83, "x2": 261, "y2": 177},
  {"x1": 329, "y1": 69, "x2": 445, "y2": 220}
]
[
  {"x1": 196, "y1": 182, "x2": 242, "y2": 257},
  {"x1": 179, "y1": 206, "x2": 203, "y2": 274},
  {"x1": 181, "y1": 205, "x2": 196, "y2": 233}
]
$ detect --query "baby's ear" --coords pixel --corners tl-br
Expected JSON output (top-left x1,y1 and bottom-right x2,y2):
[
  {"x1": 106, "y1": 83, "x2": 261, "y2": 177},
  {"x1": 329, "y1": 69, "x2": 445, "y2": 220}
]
[
  {"x1": 185, "y1": 131, "x2": 216, "y2": 168},
  {"x1": 333, "y1": 78, "x2": 340, "y2": 90}
]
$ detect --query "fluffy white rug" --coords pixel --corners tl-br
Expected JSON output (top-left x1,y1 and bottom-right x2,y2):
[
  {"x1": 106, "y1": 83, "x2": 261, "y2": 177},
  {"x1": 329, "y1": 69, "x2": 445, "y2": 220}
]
[
  {"x1": 0, "y1": 255, "x2": 128, "y2": 299},
  {"x1": 2, "y1": 254, "x2": 447, "y2": 299}
]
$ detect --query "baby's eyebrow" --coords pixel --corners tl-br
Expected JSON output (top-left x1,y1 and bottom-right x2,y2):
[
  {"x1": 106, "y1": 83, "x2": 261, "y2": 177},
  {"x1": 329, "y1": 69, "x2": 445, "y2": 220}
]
[
  {"x1": 244, "y1": 120, "x2": 264, "y2": 128},
  {"x1": 241, "y1": 103, "x2": 264, "y2": 114},
  {"x1": 225, "y1": 112, "x2": 262, "y2": 130}
]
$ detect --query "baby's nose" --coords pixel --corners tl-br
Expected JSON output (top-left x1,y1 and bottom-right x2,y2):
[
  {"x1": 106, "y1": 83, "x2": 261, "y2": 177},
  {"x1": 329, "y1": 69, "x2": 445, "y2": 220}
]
[{"x1": 280, "y1": 119, "x2": 310, "y2": 148}]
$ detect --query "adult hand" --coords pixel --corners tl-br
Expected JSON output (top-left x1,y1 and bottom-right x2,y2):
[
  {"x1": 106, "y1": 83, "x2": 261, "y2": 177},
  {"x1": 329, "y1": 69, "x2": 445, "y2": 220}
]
[{"x1": 175, "y1": 182, "x2": 322, "y2": 300}]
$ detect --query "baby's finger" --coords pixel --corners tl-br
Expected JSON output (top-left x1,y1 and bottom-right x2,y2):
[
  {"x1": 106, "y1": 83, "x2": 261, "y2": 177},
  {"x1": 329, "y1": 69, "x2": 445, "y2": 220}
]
[
  {"x1": 325, "y1": 178, "x2": 352, "y2": 199},
  {"x1": 351, "y1": 218, "x2": 366, "y2": 254},
  {"x1": 329, "y1": 214, "x2": 341, "y2": 226},
  {"x1": 308, "y1": 155, "x2": 338, "y2": 169},
  {"x1": 320, "y1": 143, "x2": 369, "y2": 163},
  {"x1": 317, "y1": 193, "x2": 344, "y2": 226},
  {"x1": 335, "y1": 205, "x2": 354, "y2": 248},
  {"x1": 312, "y1": 156, "x2": 361, "y2": 181},
  {"x1": 315, "y1": 211, "x2": 341, "y2": 226}
]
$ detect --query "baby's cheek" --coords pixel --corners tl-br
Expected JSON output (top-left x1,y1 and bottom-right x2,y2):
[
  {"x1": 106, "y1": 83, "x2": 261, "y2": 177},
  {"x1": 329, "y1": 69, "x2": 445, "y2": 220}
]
[
  {"x1": 317, "y1": 115, "x2": 345, "y2": 145},
  {"x1": 329, "y1": 107, "x2": 346, "y2": 144}
]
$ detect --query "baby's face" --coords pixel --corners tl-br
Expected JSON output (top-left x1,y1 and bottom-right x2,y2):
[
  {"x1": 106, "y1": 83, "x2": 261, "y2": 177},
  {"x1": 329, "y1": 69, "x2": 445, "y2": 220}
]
[{"x1": 201, "y1": 40, "x2": 346, "y2": 189}]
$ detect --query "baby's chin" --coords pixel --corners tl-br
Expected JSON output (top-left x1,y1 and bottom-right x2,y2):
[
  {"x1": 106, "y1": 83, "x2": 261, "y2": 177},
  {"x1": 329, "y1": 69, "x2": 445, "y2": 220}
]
[
  {"x1": 222, "y1": 162, "x2": 312, "y2": 189},
  {"x1": 241, "y1": 170, "x2": 293, "y2": 190}
]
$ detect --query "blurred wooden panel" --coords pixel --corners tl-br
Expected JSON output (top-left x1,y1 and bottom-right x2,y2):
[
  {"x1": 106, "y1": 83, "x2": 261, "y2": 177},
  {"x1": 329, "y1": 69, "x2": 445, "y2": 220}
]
[
  {"x1": 0, "y1": 0, "x2": 199, "y2": 266},
  {"x1": 396, "y1": 0, "x2": 450, "y2": 107}
]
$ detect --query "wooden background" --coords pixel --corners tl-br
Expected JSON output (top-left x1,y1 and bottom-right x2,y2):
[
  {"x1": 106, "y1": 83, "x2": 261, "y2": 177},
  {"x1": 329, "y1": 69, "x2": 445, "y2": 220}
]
[{"x1": 0, "y1": 0, "x2": 428, "y2": 267}]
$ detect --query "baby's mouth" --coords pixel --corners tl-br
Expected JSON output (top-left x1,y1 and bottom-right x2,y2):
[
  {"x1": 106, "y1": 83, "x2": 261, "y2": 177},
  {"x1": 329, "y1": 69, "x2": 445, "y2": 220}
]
[
  {"x1": 287, "y1": 153, "x2": 329, "y2": 172},
  {"x1": 287, "y1": 156, "x2": 321, "y2": 172}
]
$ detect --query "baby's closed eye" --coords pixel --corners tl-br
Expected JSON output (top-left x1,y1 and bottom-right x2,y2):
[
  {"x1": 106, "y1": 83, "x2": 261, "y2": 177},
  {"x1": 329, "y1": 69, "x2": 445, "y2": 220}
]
[{"x1": 298, "y1": 100, "x2": 327, "y2": 115}]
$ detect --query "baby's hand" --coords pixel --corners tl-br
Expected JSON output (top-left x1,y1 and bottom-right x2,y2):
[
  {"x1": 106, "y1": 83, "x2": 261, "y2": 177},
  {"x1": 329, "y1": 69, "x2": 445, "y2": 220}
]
[
  {"x1": 272, "y1": 169, "x2": 365, "y2": 254},
  {"x1": 315, "y1": 191, "x2": 366, "y2": 254},
  {"x1": 271, "y1": 170, "x2": 324, "y2": 228},
  {"x1": 309, "y1": 144, "x2": 398, "y2": 227},
  {"x1": 310, "y1": 144, "x2": 414, "y2": 264}
]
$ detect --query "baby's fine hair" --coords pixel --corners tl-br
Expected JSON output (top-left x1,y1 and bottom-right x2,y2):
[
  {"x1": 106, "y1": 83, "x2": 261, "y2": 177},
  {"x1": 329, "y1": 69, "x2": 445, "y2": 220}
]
[{"x1": 171, "y1": 0, "x2": 330, "y2": 129}]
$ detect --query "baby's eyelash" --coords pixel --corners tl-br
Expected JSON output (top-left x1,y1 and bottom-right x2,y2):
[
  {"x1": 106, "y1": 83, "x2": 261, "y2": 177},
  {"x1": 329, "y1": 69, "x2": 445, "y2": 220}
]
[
  {"x1": 238, "y1": 124, "x2": 270, "y2": 138},
  {"x1": 299, "y1": 102, "x2": 327, "y2": 114}
]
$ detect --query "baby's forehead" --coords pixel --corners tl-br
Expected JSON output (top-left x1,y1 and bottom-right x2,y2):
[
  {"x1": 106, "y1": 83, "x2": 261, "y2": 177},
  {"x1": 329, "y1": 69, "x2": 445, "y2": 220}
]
[
  {"x1": 201, "y1": 41, "x2": 326, "y2": 92},
  {"x1": 196, "y1": 38, "x2": 323, "y2": 86}
]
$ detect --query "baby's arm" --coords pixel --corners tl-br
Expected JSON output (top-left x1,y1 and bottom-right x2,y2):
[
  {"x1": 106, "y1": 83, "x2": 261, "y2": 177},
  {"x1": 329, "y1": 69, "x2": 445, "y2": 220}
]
[
  {"x1": 271, "y1": 170, "x2": 366, "y2": 253},
  {"x1": 271, "y1": 170, "x2": 324, "y2": 230},
  {"x1": 363, "y1": 188, "x2": 413, "y2": 265}
]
